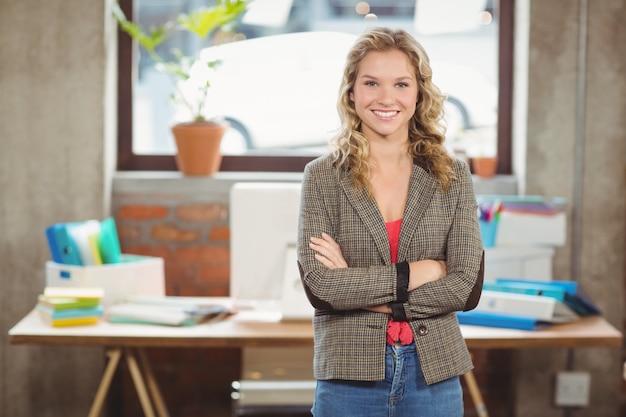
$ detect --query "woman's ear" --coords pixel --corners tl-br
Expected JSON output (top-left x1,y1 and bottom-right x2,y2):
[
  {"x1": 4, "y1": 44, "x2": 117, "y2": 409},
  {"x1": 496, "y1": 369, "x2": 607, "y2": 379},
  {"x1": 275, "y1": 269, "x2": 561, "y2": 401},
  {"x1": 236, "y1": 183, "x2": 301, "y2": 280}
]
[{"x1": 349, "y1": 91, "x2": 354, "y2": 102}]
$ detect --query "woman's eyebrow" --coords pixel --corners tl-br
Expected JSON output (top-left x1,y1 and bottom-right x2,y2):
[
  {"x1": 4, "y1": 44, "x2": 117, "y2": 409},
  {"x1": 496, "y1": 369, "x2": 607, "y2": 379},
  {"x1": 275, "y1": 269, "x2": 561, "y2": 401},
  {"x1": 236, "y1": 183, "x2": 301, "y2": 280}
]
[{"x1": 357, "y1": 74, "x2": 414, "y2": 80}]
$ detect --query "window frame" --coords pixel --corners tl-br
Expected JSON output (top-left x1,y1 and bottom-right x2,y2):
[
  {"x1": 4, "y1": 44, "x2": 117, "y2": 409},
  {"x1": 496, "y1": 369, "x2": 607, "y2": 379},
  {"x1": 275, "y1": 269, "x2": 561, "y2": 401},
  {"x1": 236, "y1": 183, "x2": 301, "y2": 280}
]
[{"x1": 116, "y1": 0, "x2": 514, "y2": 174}]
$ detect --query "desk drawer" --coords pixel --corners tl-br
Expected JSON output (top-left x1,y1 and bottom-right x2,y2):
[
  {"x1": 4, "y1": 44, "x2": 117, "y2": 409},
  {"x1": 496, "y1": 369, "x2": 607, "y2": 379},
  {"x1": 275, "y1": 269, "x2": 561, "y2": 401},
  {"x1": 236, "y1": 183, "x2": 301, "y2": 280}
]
[{"x1": 231, "y1": 380, "x2": 315, "y2": 417}]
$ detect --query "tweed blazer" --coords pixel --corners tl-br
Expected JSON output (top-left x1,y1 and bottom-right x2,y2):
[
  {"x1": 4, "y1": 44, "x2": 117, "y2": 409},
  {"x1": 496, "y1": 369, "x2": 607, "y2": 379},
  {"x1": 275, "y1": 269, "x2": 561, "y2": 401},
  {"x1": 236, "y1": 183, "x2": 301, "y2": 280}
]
[{"x1": 297, "y1": 153, "x2": 484, "y2": 385}]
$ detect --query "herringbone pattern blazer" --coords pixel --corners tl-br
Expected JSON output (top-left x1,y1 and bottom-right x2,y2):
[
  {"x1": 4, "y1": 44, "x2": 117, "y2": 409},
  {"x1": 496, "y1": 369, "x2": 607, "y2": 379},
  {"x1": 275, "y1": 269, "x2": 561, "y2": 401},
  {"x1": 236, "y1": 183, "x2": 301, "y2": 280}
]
[{"x1": 297, "y1": 154, "x2": 483, "y2": 385}]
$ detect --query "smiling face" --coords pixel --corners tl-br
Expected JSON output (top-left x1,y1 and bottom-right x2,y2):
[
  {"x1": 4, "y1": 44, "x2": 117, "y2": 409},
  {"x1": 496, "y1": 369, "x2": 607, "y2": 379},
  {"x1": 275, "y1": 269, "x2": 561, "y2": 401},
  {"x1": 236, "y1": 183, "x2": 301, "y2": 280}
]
[{"x1": 349, "y1": 49, "x2": 419, "y2": 143}]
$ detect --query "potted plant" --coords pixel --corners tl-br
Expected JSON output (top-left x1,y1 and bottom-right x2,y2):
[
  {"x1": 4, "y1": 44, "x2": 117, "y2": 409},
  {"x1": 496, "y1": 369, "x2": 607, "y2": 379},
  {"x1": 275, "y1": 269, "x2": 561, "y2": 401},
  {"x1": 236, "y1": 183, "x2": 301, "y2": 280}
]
[{"x1": 112, "y1": 0, "x2": 251, "y2": 175}]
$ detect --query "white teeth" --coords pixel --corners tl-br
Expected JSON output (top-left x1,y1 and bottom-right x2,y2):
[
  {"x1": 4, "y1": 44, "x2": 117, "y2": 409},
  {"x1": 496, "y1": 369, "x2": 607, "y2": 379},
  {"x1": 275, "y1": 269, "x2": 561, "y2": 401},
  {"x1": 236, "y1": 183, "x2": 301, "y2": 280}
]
[{"x1": 373, "y1": 110, "x2": 397, "y2": 117}]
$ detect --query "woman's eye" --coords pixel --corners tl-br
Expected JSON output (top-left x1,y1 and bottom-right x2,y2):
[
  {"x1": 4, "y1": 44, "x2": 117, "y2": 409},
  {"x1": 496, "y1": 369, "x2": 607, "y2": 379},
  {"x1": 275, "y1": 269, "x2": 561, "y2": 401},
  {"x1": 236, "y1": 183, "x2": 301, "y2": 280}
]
[
  {"x1": 396, "y1": 82, "x2": 409, "y2": 88},
  {"x1": 366, "y1": 81, "x2": 377, "y2": 87}
]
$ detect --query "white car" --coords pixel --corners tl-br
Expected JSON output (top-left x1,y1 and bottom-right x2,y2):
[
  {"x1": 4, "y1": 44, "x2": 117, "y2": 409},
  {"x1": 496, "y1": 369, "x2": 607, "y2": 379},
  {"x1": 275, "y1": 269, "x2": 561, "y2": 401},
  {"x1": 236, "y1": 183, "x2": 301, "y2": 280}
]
[{"x1": 182, "y1": 32, "x2": 497, "y2": 154}]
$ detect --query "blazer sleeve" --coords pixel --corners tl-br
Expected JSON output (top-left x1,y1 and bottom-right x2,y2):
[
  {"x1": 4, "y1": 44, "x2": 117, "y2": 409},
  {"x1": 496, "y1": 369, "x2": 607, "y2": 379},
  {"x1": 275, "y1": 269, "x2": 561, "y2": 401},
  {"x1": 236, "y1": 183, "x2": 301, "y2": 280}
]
[
  {"x1": 401, "y1": 159, "x2": 484, "y2": 319},
  {"x1": 297, "y1": 159, "x2": 400, "y2": 311}
]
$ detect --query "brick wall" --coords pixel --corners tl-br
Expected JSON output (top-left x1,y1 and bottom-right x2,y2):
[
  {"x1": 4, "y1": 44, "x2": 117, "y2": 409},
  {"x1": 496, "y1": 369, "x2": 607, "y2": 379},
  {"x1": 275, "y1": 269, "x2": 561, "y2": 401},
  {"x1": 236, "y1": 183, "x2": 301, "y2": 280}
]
[
  {"x1": 109, "y1": 178, "x2": 514, "y2": 417},
  {"x1": 116, "y1": 197, "x2": 231, "y2": 297},
  {"x1": 111, "y1": 183, "x2": 239, "y2": 417}
]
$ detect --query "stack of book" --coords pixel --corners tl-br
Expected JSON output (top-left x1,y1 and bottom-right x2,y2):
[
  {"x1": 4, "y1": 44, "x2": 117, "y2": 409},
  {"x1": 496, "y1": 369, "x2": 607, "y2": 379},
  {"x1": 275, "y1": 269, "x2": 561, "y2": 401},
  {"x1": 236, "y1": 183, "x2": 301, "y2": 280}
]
[
  {"x1": 457, "y1": 278, "x2": 601, "y2": 330},
  {"x1": 36, "y1": 287, "x2": 105, "y2": 327}
]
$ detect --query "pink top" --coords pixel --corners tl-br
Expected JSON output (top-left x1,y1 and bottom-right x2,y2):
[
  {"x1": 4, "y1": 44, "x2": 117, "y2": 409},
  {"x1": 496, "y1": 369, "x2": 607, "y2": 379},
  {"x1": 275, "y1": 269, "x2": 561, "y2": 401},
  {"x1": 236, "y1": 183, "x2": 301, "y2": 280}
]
[{"x1": 385, "y1": 219, "x2": 414, "y2": 345}]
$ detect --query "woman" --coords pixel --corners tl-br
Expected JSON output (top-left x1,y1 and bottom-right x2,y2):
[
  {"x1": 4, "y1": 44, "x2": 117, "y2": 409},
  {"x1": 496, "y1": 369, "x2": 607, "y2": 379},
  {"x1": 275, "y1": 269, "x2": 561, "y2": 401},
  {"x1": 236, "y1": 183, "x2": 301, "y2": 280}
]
[{"x1": 297, "y1": 27, "x2": 484, "y2": 417}]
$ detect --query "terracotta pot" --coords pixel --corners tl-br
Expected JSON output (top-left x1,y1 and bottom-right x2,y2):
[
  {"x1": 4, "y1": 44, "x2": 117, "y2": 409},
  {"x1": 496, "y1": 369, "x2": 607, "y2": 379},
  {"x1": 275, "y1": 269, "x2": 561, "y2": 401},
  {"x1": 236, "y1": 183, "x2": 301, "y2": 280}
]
[
  {"x1": 171, "y1": 121, "x2": 229, "y2": 176},
  {"x1": 472, "y1": 157, "x2": 498, "y2": 178}
]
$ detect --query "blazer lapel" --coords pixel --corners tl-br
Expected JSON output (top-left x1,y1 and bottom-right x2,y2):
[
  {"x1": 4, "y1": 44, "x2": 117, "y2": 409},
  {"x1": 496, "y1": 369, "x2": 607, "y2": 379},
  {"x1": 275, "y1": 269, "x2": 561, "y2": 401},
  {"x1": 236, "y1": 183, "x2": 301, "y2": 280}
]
[
  {"x1": 339, "y1": 174, "x2": 392, "y2": 264},
  {"x1": 398, "y1": 165, "x2": 438, "y2": 261}
]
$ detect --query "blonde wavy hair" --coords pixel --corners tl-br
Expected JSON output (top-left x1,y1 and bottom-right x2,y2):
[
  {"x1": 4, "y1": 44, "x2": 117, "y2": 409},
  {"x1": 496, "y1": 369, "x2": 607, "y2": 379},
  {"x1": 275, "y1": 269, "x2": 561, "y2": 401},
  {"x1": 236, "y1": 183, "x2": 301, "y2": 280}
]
[{"x1": 330, "y1": 27, "x2": 456, "y2": 193}]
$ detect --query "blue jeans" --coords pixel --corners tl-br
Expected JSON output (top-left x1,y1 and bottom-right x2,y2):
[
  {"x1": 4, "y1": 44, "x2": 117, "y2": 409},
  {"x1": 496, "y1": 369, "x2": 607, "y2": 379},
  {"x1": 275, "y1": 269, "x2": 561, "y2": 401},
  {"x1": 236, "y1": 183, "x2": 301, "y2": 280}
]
[{"x1": 311, "y1": 343, "x2": 463, "y2": 417}]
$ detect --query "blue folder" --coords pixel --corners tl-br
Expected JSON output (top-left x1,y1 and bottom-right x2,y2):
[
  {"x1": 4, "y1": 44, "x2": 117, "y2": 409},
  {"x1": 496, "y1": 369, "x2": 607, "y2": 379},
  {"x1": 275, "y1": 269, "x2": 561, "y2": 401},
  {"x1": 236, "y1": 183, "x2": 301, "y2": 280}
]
[
  {"x1": 457, "y1": 310, "x2": 551, "y2": 331},
  {"x1": 45, "y1": 223, "x2": 83, "y2": 265},
  {"x1": 492, "y1": 278, "x2": 601, "y2": 316},
  {"x1": 483, "y1": 281, "x2": 567, "y2": 301}
]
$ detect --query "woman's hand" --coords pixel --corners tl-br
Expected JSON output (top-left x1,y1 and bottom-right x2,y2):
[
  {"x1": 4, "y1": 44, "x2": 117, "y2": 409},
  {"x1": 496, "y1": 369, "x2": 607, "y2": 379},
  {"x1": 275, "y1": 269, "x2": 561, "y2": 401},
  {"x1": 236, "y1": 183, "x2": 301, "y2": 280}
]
[
  {"x1": 408, "y1": 259, "x2": 447, "y2": 291},
  {"x1": 309, "y1": 232, "x2": 348, "y2": 269}
]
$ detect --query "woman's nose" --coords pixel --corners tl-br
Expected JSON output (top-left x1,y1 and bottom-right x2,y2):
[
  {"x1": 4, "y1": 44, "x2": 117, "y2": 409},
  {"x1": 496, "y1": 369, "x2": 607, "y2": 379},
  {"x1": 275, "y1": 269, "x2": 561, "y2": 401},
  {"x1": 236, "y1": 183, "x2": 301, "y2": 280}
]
[{"x1": 377, "y1": 86, "x2": 395, "y2": 104}]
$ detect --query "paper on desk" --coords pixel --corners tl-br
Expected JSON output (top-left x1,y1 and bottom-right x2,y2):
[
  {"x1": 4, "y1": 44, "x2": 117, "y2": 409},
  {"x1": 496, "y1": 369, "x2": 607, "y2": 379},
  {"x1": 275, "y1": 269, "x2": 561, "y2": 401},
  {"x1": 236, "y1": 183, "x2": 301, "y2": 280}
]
[
  {"x1": 108, "y1": 296, "x2": 233, "y2": 326},
  {"x1": 126, "y1": 295, "x2": 234, "y2": 312}
]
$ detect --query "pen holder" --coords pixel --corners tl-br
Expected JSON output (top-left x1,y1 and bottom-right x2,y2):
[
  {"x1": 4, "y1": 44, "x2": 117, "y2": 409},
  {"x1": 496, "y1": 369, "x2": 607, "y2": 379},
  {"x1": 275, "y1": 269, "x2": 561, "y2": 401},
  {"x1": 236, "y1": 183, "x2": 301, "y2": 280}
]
[{"x1": 479, "y1": 219, "x2": 499, "y2": 248}]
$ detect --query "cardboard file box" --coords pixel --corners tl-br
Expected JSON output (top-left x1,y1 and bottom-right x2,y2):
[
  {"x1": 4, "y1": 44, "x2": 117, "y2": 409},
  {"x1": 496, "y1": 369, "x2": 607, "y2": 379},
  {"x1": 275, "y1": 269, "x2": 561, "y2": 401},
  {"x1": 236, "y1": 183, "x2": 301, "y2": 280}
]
[
  {"x1": 484, "y1": 246, "x2": 555, "y2": 282},
  {"x1": 45, "y1": 255, "x2": 165, "y2": 307},
  {"x1": 496, "y1": 211, "x2": 566, "y2": 246}
]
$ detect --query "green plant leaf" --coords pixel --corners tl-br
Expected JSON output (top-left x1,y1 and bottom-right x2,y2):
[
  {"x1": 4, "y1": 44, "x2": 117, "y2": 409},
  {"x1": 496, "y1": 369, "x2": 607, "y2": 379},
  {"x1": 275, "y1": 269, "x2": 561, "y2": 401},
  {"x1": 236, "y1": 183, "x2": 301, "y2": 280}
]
[
  {"x1": 112, "y1": 2, "x2": 172, "y2": 54},
  {"x1": 178, "y1": 0, "x2": 248, "y2": 40},
  {"x1": 112, "y1": 0, "x2": 252, "y2": 123}
]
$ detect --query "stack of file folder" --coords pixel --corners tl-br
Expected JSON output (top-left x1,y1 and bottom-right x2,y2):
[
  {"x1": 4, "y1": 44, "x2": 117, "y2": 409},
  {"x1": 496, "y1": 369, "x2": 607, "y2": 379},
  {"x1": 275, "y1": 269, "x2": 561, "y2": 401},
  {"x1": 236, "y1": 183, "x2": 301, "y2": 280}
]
[
  {"x1": 457, "y1": 279, "x2": 600, "y2": 330},
  {"x1": 45, "y1": 217, "x2": 122, "y2": 266}
]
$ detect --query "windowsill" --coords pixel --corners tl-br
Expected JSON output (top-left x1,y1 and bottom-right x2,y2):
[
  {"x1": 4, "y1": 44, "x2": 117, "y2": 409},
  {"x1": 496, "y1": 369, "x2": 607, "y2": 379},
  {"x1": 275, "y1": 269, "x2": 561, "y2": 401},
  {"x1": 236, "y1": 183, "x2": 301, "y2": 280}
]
[
  {"x1": 113, "y1": 171, "x2": 518, "y2": 195},
  {"x1": 112, "y1": 171, "x2": 305, "y2": 193}
]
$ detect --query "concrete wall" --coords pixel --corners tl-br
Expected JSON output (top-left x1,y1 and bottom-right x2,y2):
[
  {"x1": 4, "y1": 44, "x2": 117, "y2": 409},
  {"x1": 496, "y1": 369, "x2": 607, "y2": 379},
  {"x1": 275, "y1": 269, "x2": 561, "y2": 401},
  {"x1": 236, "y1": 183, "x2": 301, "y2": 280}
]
[
  {"x1": 516, "y1": 0, "x2": 626, "y2": 416},
  {"x1": 0, "y1": 0, "x2": 116, "y2": 415},
  {"x1": 0, "y1": 0, "x2": 624, "y2": 416}
]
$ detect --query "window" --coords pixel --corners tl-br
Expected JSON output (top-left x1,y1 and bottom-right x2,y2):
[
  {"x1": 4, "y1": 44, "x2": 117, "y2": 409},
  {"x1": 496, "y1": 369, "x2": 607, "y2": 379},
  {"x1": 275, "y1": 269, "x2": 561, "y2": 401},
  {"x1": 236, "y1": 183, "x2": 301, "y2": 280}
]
[{"x1": 117, "y1": 0, "x2": 513, "y2": 173}]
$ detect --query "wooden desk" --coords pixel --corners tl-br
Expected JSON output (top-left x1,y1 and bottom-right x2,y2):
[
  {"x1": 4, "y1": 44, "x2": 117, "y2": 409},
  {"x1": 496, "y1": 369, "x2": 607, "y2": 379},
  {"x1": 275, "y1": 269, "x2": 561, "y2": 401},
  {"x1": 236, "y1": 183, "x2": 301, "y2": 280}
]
[
  {"x1": 9, "y1": 310, "x2": 622, "y2": 417},
  {"x1": 10, "y1": 310, "x2": 621, "y2": 349},
  {"x1": 461, "y1": 315, "x2": 622, "y2": 349}
]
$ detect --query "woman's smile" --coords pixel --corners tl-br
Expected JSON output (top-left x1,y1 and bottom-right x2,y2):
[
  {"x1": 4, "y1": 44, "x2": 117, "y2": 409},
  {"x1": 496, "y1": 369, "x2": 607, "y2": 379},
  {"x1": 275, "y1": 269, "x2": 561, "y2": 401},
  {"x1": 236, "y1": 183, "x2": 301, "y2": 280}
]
[{"x1": 372, "y1": 110, "x2": 400, "y2": 119}]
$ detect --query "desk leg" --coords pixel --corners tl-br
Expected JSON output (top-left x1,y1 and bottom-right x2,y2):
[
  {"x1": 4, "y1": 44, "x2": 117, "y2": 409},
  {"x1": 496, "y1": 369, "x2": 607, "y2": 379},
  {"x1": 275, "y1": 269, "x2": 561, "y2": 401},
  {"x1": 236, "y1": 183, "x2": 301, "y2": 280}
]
[
  {"x1": 88, "y1": 348, "x2": 122, "y2": 417},
  {"x1": 463, "y1": 371, "x2": 489, "y2": 417},
  {"x1": 86, "y1": 347, "x2": 170, "y2": 417},
  {"x1": 126, "y1": 348, "x2": 158, "y2": 417},
  {"x1": 137, "y1": 348, "x2": 170, "y2": 417}
]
